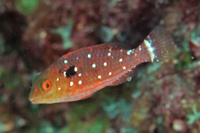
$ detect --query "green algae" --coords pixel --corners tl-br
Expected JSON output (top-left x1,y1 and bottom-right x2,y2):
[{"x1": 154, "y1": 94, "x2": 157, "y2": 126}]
[
  {"x1": 39, "y1": 121, "x2": 55, "y2": 133},
  {"x1": 120, "y1": 127, "x2": 137, "y2": 133},
  {"x1": 15, "y1": 0, "x2": 39, "y2": 15},
  {"x1": 60, "y1": 116, "x2": 108, "y2": 133},
  {"x1": 100, "y1": 98, "x2": 133, "y2": 121},
  {"x1": 100, "y1": 26, "x2": 115, "y2": 43},
  {"x1": 107, "y1": 0, "x2": 119, "y2": 8},
  {"x1": 5, "y1": 73, "x2": 21, "y2": 90},
  {"x1": 116, "y1": 32, "x2": 128, "y2": 42},
  {"x1": 187, "y1": 106, "x2": 200, "y2": 124},
  {"x1": 63, "y1": 101, "x2": 109, "y2": 133},
  {"x1": 52, "y1": 21, "x2": 74, "y2": 49}
]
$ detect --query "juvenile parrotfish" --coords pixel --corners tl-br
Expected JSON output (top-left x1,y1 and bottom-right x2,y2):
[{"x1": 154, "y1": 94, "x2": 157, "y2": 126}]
[{"x1": 29, "y1": 27, "x2": 176, "y2": 104}]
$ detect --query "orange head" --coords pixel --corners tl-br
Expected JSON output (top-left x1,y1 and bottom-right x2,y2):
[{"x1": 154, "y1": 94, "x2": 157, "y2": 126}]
[{"x1": 29, "y1": 67, "x2": 73, "y2": 104}]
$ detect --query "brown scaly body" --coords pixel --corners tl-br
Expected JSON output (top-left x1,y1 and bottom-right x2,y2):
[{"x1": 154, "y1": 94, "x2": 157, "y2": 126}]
[{"x1": 29, "y1": 27, "x2": 176, "y2": 104}]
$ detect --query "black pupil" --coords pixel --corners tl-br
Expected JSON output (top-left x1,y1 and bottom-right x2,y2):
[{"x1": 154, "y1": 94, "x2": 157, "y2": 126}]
[{"x1": 46, "y1": 83, "x2": 49, "y2": 88}]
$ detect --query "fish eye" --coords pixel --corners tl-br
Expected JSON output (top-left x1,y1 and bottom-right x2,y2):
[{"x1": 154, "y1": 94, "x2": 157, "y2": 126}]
[{"x1": 42, "y1": 80, "x2": 52, "y2": 91}]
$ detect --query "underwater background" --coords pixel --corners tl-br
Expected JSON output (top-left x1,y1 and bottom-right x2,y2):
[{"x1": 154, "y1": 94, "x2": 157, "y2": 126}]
[{"x1": 0, "y1": 0, "x2": 200, "y2": 132}]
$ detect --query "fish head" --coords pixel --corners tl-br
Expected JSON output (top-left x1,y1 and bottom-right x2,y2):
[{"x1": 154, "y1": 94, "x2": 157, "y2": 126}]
[{"x1": 29, "y1": 68, "x2": 71, "y2": 104}]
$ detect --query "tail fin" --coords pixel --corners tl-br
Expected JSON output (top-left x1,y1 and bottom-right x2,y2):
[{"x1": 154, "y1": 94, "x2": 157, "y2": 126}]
[{"x1": 142, "y1": 26, "x2": 178, "y2": 63}]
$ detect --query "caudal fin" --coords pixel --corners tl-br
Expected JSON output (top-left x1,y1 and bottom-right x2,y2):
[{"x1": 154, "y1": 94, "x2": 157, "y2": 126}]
[{"x1": 142, "y1": 26, "x2": 178, "y2": 63}]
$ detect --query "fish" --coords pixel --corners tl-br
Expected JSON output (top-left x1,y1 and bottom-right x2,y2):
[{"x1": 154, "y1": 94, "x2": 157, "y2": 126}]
[{"x1": 29, "y1": 26, "x2": 177, "y2": 104}]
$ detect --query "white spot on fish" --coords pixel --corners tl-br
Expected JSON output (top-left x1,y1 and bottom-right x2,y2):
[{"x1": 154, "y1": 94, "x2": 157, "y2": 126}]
[
  {"x1": 127, "y1": 50, "x2": 132, "y2": 55},
  {"x1": 103, "y1": 62, "x2": 107, "y2": 66},
  {"x1": 119, "y1": 58, "x2": 123, "y2": 62},
  {"x1": 108, "y1": 72, "x2": 112, "y2": 75},
  {"x1": 92, "y1": 63, "x2": 96, "y2": 68},
  {"x1": 63, "y1": 71, "x2": 67, "y2": 77},
  {"x1": 127, "y1": 77, "x2": 132, "y2": 82},
  {"x1": 135, "y1": 53, "x2": 137, "y2": 56},
  {"x1": 78, "y1": 73, "x2": 82, "y2": 77},
  {"x1": 98, "y1": 75, "x2": 102, "y2": 79},
  {"x1": 109, "y1": 48, "x2": 112, "y2": 51},
  {"x1": 76, "y1": 57, "x2": 79, "y2": 60},
  {"x1": 139, "y1": 45, "x2": 142, "y2": 51},
  {"x1": 58, "y1": 87, "x2": 61, "y2": 90},
  {"x1": 78, "y1": 80, "x2": 82, "y2": 85},
  {"x1": 87, "y1": 54, "x2": 91, "y2": 58},
  {"x1": 70, "y1": 81, "x2": 74, "y2": 86},
  {"x1": 64, "y1": 60, "x2": 68, "y2": 64},
  {"x1": 108, "y1": 53, "x2": 111, "y2": 56},
  {"x1": 123, "y1": 66, "x2": 126, "y2": 70},
  {"x1": 144, "y1": 36, "x2": 156, "y2": 62},
  {"x1": 57, "y1": 78, "x2": 59, "y2": 81},
  {"x1": 74, "y1": 67, "x2": 78, "y2": 72},
  {"x1": 120, "y1": 49, "x2": 123, "y2": 52}
]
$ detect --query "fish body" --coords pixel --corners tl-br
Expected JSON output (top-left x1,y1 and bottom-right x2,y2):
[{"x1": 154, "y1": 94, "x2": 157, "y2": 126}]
[{"x1": 29, "y1": 27, "x2": 176, "y2": 104}]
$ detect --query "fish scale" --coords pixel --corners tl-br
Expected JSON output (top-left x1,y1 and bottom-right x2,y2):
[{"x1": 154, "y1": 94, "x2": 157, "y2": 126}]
[{"x1": 29, "y1": 26, "x2": 177, "y2": 104}]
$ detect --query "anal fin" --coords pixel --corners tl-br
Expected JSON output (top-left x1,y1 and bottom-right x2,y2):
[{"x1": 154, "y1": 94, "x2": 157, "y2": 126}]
[
  {"x1": 110, "y1": 62, "x2": 149, "y2": 86},
  {"x1": 79, "y1": 93, "x2": 93, "y2": 100}
]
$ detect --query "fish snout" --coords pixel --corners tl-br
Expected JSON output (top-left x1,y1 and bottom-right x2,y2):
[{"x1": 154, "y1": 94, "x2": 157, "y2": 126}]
[{"x1": 29, "y1": 93, "x2": 37, "y2": 104}]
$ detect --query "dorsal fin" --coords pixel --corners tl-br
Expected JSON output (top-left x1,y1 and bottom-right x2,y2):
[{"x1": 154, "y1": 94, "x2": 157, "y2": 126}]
[
  {"x1": 79, "y1": 93, "x2": 93, "y2": 100},
  {"x1": 88, "y1": 42, "x2": 131, "y2": 51}
]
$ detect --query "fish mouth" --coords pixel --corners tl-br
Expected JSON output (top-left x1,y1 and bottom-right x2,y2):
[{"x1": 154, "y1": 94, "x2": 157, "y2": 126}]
[{"x1": 29, "y1": 98, "x2": 38, "y2": 104}]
